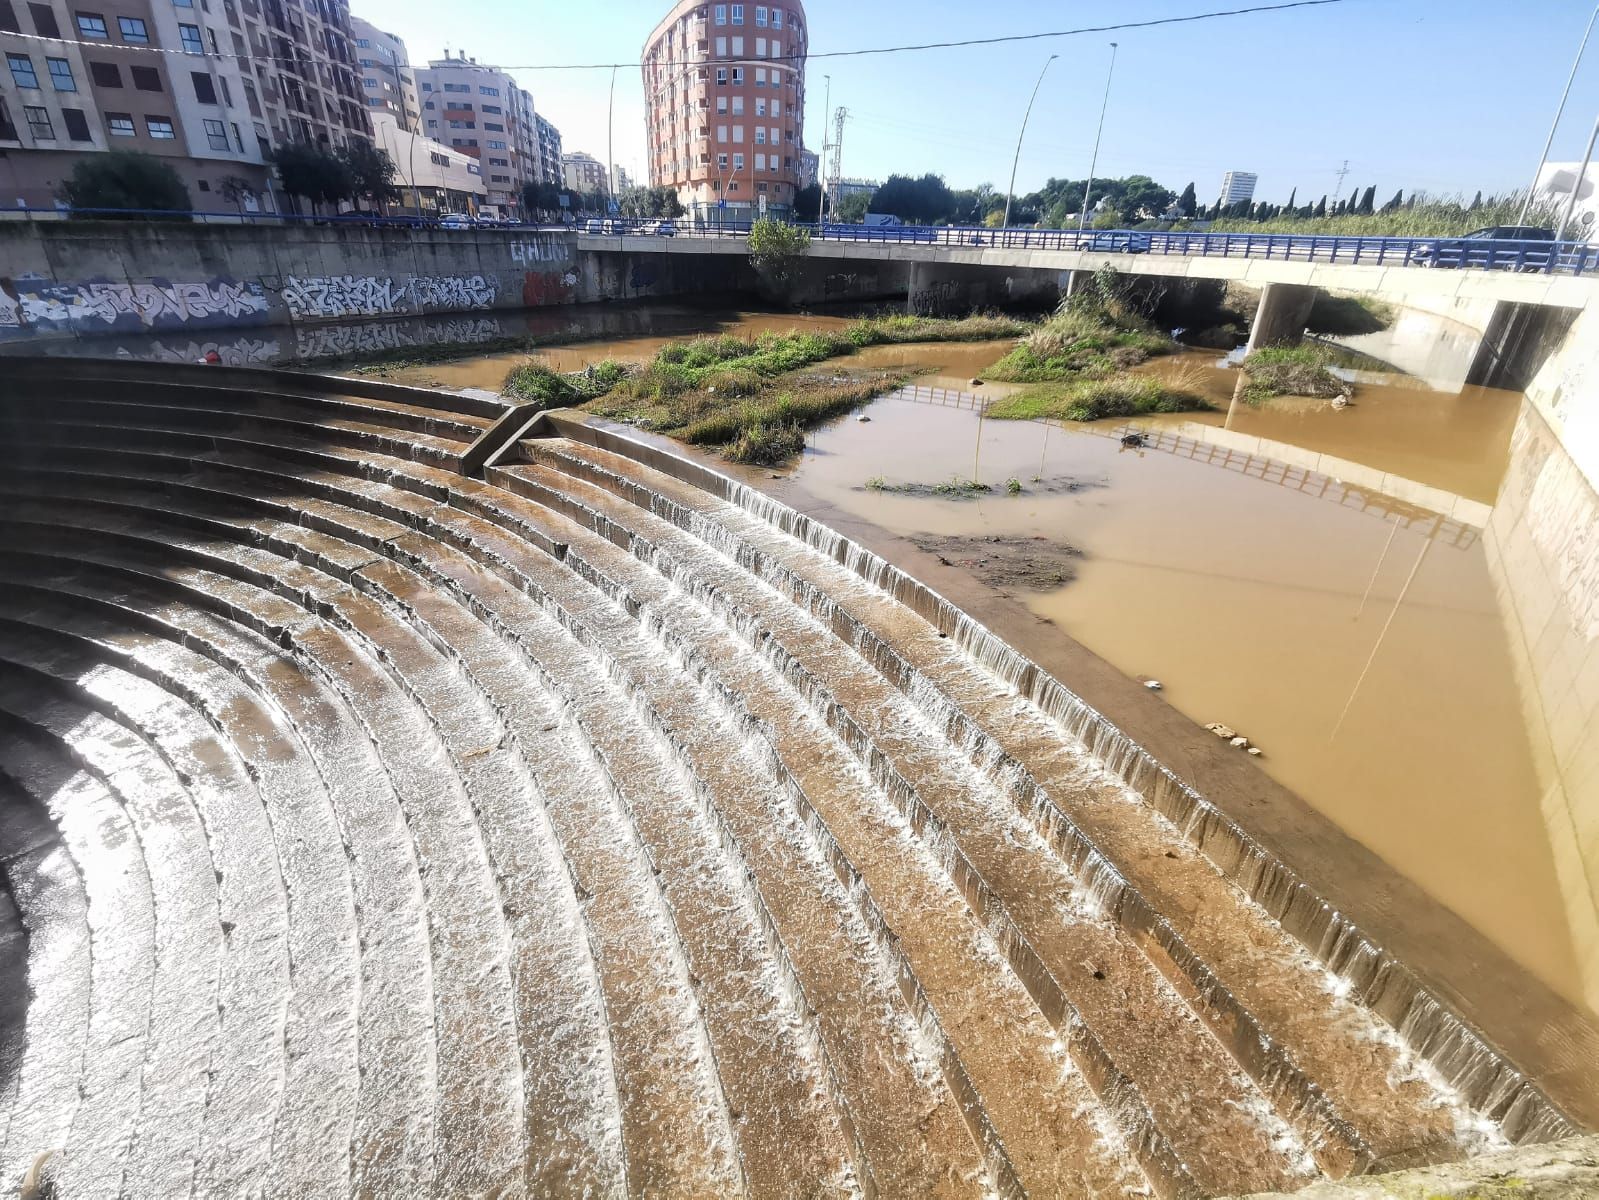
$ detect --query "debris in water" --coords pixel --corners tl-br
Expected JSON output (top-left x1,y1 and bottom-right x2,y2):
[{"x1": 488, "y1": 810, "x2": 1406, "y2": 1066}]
[
  {"x1": 1230, "y1": 736, "x2": 1250, "y2": 749},
  {"x1": 1121, "y1": 432, "x2": 1146, "y2": 448},
  {"x1": 1247, "y1": 746, "x2": 1264, "y2": 756},
  {"x1": 856, "y1": 414, "x2": 871, "y2": 422},
  {"x1": 971, "y1": 378, "x2": 984, "y2": 387},
  {"x1": 910, "y1": 533, "x2": 1082, "y2": 590},
  {"x1": 1204, "y1": 723, "x2": 1237, "y2": 740},
  {"x1": 1143, "y1": 679, "x2": 1163, "y2": 691},
  {"x1": 1331, "y1": 396, "x2": 1349, "y2": 410}
]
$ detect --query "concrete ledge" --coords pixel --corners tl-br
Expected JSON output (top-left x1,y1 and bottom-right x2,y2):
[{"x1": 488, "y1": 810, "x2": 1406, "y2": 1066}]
[{"x1": 1240, "y1": 1135, "x2": 1599, "y2": 1198}]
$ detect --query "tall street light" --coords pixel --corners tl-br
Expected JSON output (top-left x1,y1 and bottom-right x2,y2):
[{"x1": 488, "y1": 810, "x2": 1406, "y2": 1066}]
[
  {"x1": 817, "y1": 73, "x2": 831, "y2": 224},
  {"x1": 1519, "y1": 2, "x2": 1599, "y2": 224},
  {"x1": 1002, "y1": 54, "x2": 1058, "y2": 231},
  {"x1": 1078, "y1": 42, "x2": 1119, "y2": 231}
]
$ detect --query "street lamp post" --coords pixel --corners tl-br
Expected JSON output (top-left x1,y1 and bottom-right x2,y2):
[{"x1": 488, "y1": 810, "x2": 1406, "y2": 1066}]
[
  {"x1": 1518, "y1": 2, "x2": 1599, "y2": 224},
  {"x1": 817, "y1": 74, "x2": 831, "y2": 225},
  {"x1": 1001, "y1": 54, "x2": 1058, "y2": 231},
  {"x1": 1556, "y1": 113, "x2": 1599, "y2": 241},
  {"x1": 1078, "y1": 42, "x2": 1119, "y2": 231}
]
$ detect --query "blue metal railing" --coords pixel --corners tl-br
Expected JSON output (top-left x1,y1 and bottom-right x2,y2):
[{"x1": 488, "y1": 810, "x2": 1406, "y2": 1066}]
[{"x1": 5, "y1": 205, "x2": 1596, "y2": 275}]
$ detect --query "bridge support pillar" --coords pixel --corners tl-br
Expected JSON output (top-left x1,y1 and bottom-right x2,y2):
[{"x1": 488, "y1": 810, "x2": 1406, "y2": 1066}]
[{"x1": 1245, "y1": 283, "x2": 1318, "y2": 352}]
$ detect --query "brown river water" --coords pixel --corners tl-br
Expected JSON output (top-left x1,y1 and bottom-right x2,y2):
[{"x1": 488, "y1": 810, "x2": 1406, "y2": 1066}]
[{"x1": 385, "y1": 309, "x2": 1596, "y2": 1018}]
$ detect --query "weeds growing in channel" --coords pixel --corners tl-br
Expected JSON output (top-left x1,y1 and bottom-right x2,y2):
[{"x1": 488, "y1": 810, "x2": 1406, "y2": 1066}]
[
  {"x1": 1238, "y1": 344, "x2": 1353, "y2": 405},
  {"x1": 984, "y1": 374, "x2": 1208, "y2": 422}
]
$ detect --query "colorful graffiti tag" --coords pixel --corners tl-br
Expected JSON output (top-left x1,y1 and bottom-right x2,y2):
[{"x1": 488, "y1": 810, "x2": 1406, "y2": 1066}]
[{"x1": 278, "y1": 273, "x2": 499, "y2": 320}]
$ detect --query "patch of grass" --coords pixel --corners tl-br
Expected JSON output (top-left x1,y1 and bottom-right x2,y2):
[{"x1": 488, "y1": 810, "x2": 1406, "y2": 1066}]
[
  {"x1": 1239, "y1": 344, "x2": 1353, "y2": 404},
  {"x1": 725, "y1": 421, "x2": 806, "y2": 465},
  {"x1": 932, "y1": 477, "x2": 993, "y2": 498},
  {"x1": 985, "y1": 374, "x2": 1208, "y2": 422},
  {"x1": 1006, "y1": 478, "x2": 1022, "y2": 495},
  {"x1": 984, "y1": 305, "x2": 1172, "y2": 383},
  {"x1": 502, "y1": 358, "x2": 631, "y2": 411},
  {"x1": 844, "y1": 312, "x2": 1032, "y2": 345},
  {"x1": 865, "y1": 475, "x2": 888, "y2": 490}
]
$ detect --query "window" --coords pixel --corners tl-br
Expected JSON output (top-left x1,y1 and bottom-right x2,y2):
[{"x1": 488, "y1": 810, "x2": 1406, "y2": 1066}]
[
  {"x1": 713, "y1": 3, "x2": 725, "y2": 22},
  {"x1": 730, "y1": 3, "x2": 743, "y2": 22},
  {"x1": 429, "y1": 151, "x2": 447, "y2": 166},
  {"x1": 361, "y1": 77, "x2": 376, "y2": 88},
  {"x1": 717, "y1": 152, "x2": 728, "y2": 169},
  {"x1": 173, "y1": 0, "x2": 192, "y2": 7},
  {"x1": 755, "y1": 5, "x2": 767, "y2": 24},
  {"x1": 117, "y1": 16, "x2": 147, "y2": 41},
  {"x1": 716, "y1": 95, "x2": 727, "y2": 114},
  {"x1": 771, "y1": 7, "x2": 782, "y2": 27},
  {"x1": 218, "y1": 76, "x2": 229, "y2": 106},
  {"x1": 716, "y1": 124, "x2": 726, "y2": 143},
  {"x1": 23, "y1": 103, "x2": 52, "y2": 138},
  {"x1": 732, "y1": 152, "x2": 743, "y2": 169},
  {"x1": 202, "y1": 116, "x2": 227, "y2": 149},
  {"x1": 6, "y1": 54, "x2": 38, "y2": 89},
  {"x1": 442, "y1": 82, "x2": 468, "y2": 92},
  {"x1": 191, "y1": 70, "x2": 216, "y2": 103},
  {"x1": 230, "y1": 120, "x2": 241, "y2": 151},
  {"x1": 491, "y1": 173, "x2": 508, "y2": 182},
  {"x1": 478, "y1": 85, "x2": 497, "y2": 96},
  {"x1": 730, "y1": 36, "x2": 742, "y2": 54},
  {"x1": 484, "y1": 121, "x2": 502, "y2": 131},
  {"x1": 754, "y1": 97, "x2": 765, "y2": 116},
  {"x1": 105, "y1": 110, "x2": 134, "y2": 135},
  {"x1": 758, "y1": 182, "x2": 766, "y2": 191},
  {"x1": 730, "y1": 95, "x2": 742, "y2": 114},
  {"x1": 754, "y1": 67, "x2": 765, "y2": 86},
  {"x1": 488, "y1": 155, "x2": 507, "y2": 165},
  {"x1": 486, "y1": 138, "x2": 504, "y2": 149},
  {"x1": 131, "y1": 65, "x2": 161, "y2": 90},
  {"x1": 770, "y1": 125, "x2": 778, "y2": 144},
  {"x1": 731, "y1": 67, "x2": 743, "y2": 84},
  {"x1": 754, "y1": 152, "x2": 764, "y2": 170},
  {"x1": 770, "y1": 156, "x2": 778, "y2": 172},
  {"x1": 88, "y1": 60, "x2": 120, "y2": 87},
  {"x1": 196, "y1": 178, "x2": 209, "y2": 191},
  {"x1": 420, "y1": 80, "x2": 432, "y2": 91},
  {"x1": 0, "y1": 1, "x2": 15, "y2": 30},
  {"x1": 754, "y1": 127, "x2": 765, "y2": 144},
  {"x1": 755, "y1": 37, "x2": 765, "y2": 56},
  {"x1": 423, "y1": 100, "x2": 434, "y2": 109},
  {"x1": 770, "y1": 41, "x2": 780, "y2": 58},
  {"x1": 732, "y1": 123, "x2": 743, "y2": 142},
  {"x1": 61, "y1": 106, "x2": 90, "y2": 139},
  {"x1": 145, "y1": 115, "x2": 174, "y2": 138},
  {"x1": 28, "y1": 4, "x2": 59, "y2": 37},
  {"x1": 481, "y1": 103, "x2": 500, "y2": 113},
  {"x1": 771, "y1": 98, "x2": 780, "y2": 116},
  {"x1": 46, "y1": 57, "x2": 74, "y2": 90},
  {"x1": 75, "y1": 11, "x2": 107, "y2": 37},
  {"x1": 178, "y1": 22, "x2": 202, "y2": 53},
  {"x1": 714, "y1": 35, "x2": 725, "y2": 55}
]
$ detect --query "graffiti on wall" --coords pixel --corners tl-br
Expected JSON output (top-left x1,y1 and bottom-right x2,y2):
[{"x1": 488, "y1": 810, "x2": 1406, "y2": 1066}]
[
  {"x1": 0, "y1": 274, "x2": 269, "y2": 336},
  {"x1": 522, "y1": 270, "x2": 578, "y2": 307},
  {"x1": 277, "y1": 273, "x2": 499, "y2": 320},
  {"x1": 293, "y1": 316, "x2": 509, "y2": 362},
  {"x1": 510, "y1": 237, "x2": 567, "y2": 265}
]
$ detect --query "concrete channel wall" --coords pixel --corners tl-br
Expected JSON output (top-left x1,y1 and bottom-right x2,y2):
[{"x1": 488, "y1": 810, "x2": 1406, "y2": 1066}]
[{"x1": 0, "y1": 222, "x2": 769, "y2": 344}]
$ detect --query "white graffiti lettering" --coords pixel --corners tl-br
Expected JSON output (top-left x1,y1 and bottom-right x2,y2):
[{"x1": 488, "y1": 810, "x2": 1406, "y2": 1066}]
[
  {"x1": 510, "y1": 237, "x2": 566, "y2": 265},
  {"x1": 3, "y1": 276, "x2": 269, "y2": 332},
  {"x1": 280, "y1": 274, "x2": 408, "y2": 320},
  {"x1": 293, "y1": 316, "x2": 507, "y2": 360},
  {"x1": 410, "y1": 274, "x2": 498, "y2": 311}
]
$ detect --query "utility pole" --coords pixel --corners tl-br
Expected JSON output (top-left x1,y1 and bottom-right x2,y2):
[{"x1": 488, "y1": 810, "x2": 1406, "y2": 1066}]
[
  {"x1": 826, "y1": 107, "x2": 847, "y2": 218},
  {"x1": 1002, "y1": 54, "x2": 1057, "y2": 231},
  {"x1": 816, "y1": 74, "x2": 830, "y2": 224},
  {"x1": 1333, "y1": 159, "x2": 1350, "y2": 198},
  {"x1": 1078, "y1": 42, "x2": 1119, "y2": 231},
  {"x1": 1520, "y1": 1, "x2": 1599, "y2": 223},
  {"x1": 606, "y1": 65, "x2": 617, "y2": 205}
]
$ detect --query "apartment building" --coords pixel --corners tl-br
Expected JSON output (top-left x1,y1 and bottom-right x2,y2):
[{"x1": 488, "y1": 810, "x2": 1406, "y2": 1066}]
[
  {"x1": 534, "y1": 110, "x2": 560, "y2": 185},
  {"x1": 414, "y1": 50, "x2": 540, "y2": 215},
  {"x1": 0, "y1": 0, "x2": 367, "y2": 210},
  {"x1": 1219, "y1": 170, "x2": 1257, "y2": 207},
  {"x1": 642, "y1": 0, "x2": 808, "y2": 220},
  {"x1": 369, "y1": 109, "x2": 482, "y2": 213},
  {"x1": 561, "y1": 148, "x2": 606, "y2": 194},
  {"x1": 351, "y1": 15, "x2": 417, "y2": 130}
]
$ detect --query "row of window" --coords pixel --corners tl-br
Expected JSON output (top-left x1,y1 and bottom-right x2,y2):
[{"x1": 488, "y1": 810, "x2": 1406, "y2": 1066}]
[
  {"x1": 420, "y1": 81, "x2": 501, "y2": 97},
  {"x1": 712, "y1": 5, "x2": 785, "y2": 29},
  {"x1": 12, "y1": 101, "x2": 237, "y2": 151},
  {"x1": 711, "y1": 95, "x2": 780, "y2": 116},
  {"x1": 5, "y1": 53, "x2": 200, "y2": 99},
  {"x1": 712, "y1": 36, "x2": 783, "y2": 59},
  {"x1": 712, "y1": 65, "x2": 788, "y2": 86}
]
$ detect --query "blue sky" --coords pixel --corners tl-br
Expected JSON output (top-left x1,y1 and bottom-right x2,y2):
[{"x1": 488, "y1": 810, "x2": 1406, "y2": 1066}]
[{"x1": 368, "y1": 0, "x2": 1599, "y2": 204}]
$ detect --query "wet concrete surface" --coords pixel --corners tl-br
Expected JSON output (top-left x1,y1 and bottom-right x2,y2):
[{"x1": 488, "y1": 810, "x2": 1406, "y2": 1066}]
[{"x1": 0, "y1": 354, "x2": 1594, "y2": 1198}]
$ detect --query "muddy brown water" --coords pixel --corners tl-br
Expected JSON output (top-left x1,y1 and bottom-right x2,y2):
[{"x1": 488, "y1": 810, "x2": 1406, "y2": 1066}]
[{"x1": 393, "y1": 312, "x2": 1593, "y2": 1020}]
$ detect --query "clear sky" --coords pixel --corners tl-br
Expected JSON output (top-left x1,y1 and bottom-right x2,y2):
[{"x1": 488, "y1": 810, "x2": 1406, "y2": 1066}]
[{"x1": 366, "y1": 0, "x2": 1599, "y2": 205}]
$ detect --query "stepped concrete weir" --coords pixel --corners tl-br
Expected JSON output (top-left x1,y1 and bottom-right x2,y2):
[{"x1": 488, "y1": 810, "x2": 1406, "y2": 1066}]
[{"x1": 1, "y1": 357, "x2": 1596, "y2": 1197}]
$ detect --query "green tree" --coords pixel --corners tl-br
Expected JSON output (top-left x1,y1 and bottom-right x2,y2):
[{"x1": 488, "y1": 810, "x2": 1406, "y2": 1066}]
[
  {"x1": 617, "y1": 185, "x2": 685, "y2": 219},
  {"x1": 60, "y1": 150, "x2": 192, "y2": 217},
  {"x1": 1285, "y1": 187, "x2": 1297, "y2": 212},
  {"x1": 747, "y1": 217, "x2": 811, "y2": 304},
  {"x1": 521, "y1": 180, "x2": 563, "y2": 215},
  {"x1": 1469, "y1": 190, "x2": 1483, "y2": 211},
  {"x1": 1380, "y1": 188, "x2": 1403, "y2": 213},
  {"x1": 834, "y1": 191, "x2": 872, "y2": 222},
  {"x1": 1313, "y1": 195, "x2": 1327, "y2": 218},
  {"x1": 1177, "y1": 181, "x2": 1197, "y2": 217},
  {"x1": 869, "y1": 173, "x2": 956, "y2": 224},
  {"x1": 794, "y1": 182, "x2": 825, "y2": 221},
  {"x1": 339, "y1": 138, "x2": 399, "y2": 212},
  {"x1": 272, "y1": 142, "x2": 353, "y2": 214},
  {"x1": 1357, "y1": 186, "x2": 1375, "y2": 215},
  {"x1": 218, "y1": 174, "x2": 256, "y2": 216}
]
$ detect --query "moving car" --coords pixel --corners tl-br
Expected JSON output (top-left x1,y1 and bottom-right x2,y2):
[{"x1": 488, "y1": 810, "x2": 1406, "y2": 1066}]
[
  {"x1": 1084, "y1": 230, "x2": 1151, "y2": 254},
  {"x1": 438, "y1": 213, "x2": 473, "y2": 230},
  {"x1": 1410, "y1": 225, "x2": 1556, "y2": 269},
  {"x1": 641, "y1": 220, "x2": 677, "y2": 237}
]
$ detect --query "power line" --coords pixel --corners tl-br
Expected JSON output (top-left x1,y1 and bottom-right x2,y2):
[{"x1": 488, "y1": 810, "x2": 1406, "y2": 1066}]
[{"x1": 0, "y1": 0, "x2": 1352, "y2": 73}]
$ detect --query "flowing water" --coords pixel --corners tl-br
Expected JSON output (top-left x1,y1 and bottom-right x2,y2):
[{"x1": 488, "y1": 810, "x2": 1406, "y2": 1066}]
[{"x1": 384, "y1": 315, "x2": 1592, "y2": 1016}]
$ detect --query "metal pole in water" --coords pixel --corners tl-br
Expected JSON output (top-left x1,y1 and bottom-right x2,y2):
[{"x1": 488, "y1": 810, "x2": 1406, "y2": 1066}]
[
  {"x1": 1037, "y1": 419, "x2": 1051, "y2": 481},
  {"x1": 1002, "y1": 54, "x2": 1057, "y2": 231},
  {"x1": 1556, "y1": 112, "x2": 1599, "y2": 241},
  {"x1": 1518, "y1": 1, "x2": 1599, "y2": 224},
  {"x1": 1078, "y1": 42, "x2": 1119, "y2": 232}
]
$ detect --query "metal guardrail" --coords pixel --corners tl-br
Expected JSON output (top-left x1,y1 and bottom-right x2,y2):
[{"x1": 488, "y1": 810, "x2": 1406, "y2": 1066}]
[{"x1": 6, "y1": 206, "x2": 1595, "y2": 275}]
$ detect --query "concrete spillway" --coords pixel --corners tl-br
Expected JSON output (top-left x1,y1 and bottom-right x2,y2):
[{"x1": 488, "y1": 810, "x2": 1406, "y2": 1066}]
[{"x1": 0, "y1": 359, "x2": 1583, "y2": 1197}]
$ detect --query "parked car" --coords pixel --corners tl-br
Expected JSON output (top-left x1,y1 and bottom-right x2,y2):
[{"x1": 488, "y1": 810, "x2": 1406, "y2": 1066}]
[
  {"x1": 438, "y1": 213, "x2": 472, "y2": 230},
  {"x1": 1410, "y1": 225, "x2": 1556, "y2": 269},
  {"x1": 640, "y1": 220, "x2": 677, "y2": 237},
  {"x1": 1084, "y1": 230, "x2": 1151, "y2": 254},
  {"x1": 584, "y1": 217, "x2": 629, "y2": 234}
]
